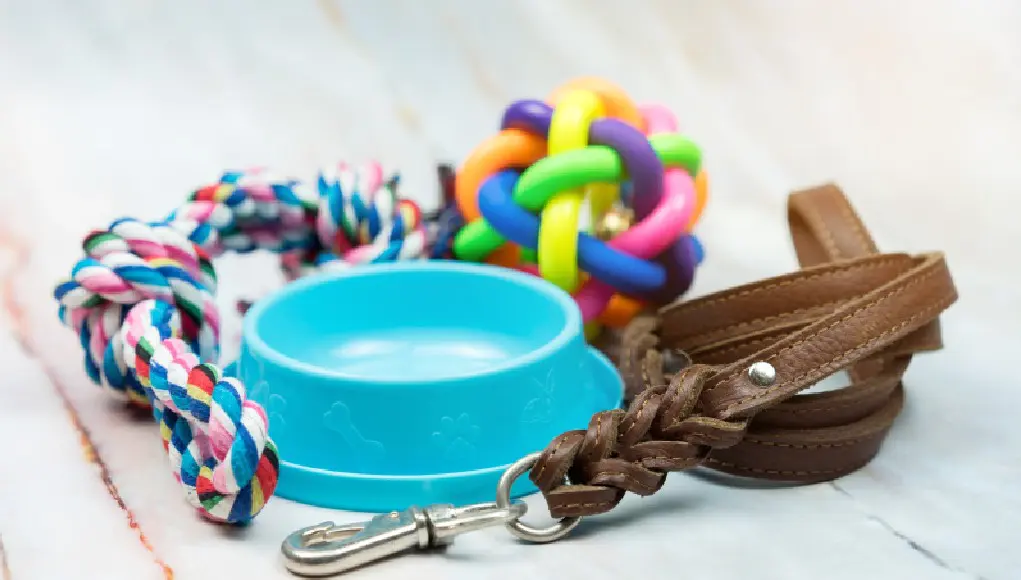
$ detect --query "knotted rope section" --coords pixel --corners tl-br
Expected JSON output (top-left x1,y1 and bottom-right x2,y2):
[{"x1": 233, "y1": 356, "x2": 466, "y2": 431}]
[
  {"x1": 280, "y1": 162, "x2": 435, "y2": 280},
  {"x1": 54, "y1": 161, "x2": 440, "y2": 523},
  {"x1": 529, "y1": 318, "x2": 747, "y2": 518}
]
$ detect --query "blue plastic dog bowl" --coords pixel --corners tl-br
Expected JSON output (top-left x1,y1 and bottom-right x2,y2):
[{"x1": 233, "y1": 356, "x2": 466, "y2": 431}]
[{"x1": 237, "y1": 260, "x2": 622, "y2": 512}]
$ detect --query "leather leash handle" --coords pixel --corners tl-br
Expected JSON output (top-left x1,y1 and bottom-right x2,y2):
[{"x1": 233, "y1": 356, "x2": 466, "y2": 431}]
[{"x1": 528, "y1": 184, "x2": 958, "y2": 518}]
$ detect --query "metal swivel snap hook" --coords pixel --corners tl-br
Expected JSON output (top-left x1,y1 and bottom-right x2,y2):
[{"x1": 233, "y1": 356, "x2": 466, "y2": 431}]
[{"x1": 281, "y1": 501, "x2": 527, "y2": 577}]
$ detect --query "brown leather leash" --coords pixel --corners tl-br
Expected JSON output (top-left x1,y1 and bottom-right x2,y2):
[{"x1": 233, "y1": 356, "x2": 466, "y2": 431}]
[
  {"x1": 280, "y1": 184, "x2": 958, "y2": 576},
  {"x1": 530, "y1": 183, "x2": 958, "y2": 517}
]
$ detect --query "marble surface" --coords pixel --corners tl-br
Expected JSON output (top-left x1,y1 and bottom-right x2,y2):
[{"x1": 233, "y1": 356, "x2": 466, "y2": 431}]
[{"x1": 1, "y1": 1, "x2": 1018, "y2": 579}]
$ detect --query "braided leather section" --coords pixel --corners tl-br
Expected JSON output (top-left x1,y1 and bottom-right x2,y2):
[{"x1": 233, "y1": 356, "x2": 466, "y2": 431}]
[
  {"x1": 528, "y1": 183, "x2": 958, "y2": 521},
  {"x1": 617, "y1": 313, "x2": 664, "y2": 401},
  {"x1": 530, "y1": 359, "x2": 747, "y2": 518}
]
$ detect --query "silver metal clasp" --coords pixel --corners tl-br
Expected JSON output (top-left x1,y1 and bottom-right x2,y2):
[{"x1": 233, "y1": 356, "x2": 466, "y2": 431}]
[{"x1": 281, "y1": 501, "x2": 527, "y2": 577}]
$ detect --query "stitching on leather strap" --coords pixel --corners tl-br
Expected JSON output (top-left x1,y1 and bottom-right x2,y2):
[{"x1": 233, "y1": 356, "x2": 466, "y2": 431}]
[
  {"x1": 588, "y1": 412, "x2": 605, "y2": 459},
  {"x1": 718, "y1": 285, "x2": 954, "y2": 416},
  {"x1": 660, "y1": 256, "x2": 909, "y2": 325},
  {"x1": 681, "y1": 299, "x2": 847, "y2": 347},
  {"x1": 553, "y1": 501, "x2": 616, "y2": 510},
  {"x1": 704, "y1": 260, "x2": 944, "y2": 405},
  {"x1": 802, "y1": 200, "x2": 843, "y2": 259},
  {"x1": 838, "y1": 198, "x2": 875, "y2": 254},
  {"x1": 765, "y1": 388, "x2": 895, "y2": 415},
  {"x1": 634, "y1": 393, "x2": 653, "y2": 423},
  {"x1": 695, "y1": 335, "x2": 777, "y2": 359},
  {"x1": 534, "y1": 436, "x2": 567, "y2": 484},
  {"x1": 763, "y1": 377, "x2": 899, "y2": 416},
  {"x1": 593, "y1": 472, "x2": 658, "y2": 494},
  {"x1": 766, "y1": 400, "x2": 885, "y2": 415},
  {"x1": 704, "y1": 458, "x2": 856, "y2": 477},
  {"x1": 742, "y1": 436, "x2": 873, "y2": 450}
]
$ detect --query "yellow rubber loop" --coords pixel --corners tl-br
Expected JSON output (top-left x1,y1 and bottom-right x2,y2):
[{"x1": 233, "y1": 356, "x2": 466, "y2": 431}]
[
  {"x1": 546, "y1": 77, "x2": 643, "y2": 129},
  {"x1": 539, "y1": 90, "x2": 605, "y2": 292},
  {"x1": 548, "y1": 78, "x2": 641, "y2": 231}
]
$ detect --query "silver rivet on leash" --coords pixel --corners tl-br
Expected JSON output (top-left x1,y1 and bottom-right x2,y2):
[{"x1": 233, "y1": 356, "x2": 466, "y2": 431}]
[{"x1": 747, "y1": 362, "x2": 776, "y2": 387}]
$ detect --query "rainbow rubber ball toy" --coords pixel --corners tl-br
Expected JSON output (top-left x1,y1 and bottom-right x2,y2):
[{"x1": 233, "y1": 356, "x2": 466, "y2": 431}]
[{"x1": 452, "y1": 77, "x2": 709, "y2": 335}]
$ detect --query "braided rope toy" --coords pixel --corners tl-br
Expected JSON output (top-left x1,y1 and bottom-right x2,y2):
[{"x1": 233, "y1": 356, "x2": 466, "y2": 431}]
[
  {"x1": 54, "y1": 161, "x2": 441, "y2": 523},
  {"x1": 279, "y1": 163, "x2": 461, "y2": 282},
  {"x1": 453, "y1": 78, "x2": 708, "y2": 335}
]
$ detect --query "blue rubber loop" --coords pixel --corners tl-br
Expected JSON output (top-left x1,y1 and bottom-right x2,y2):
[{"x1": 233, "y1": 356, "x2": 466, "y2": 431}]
[{"x1": 477, "y1": 170, "x2": 665, "y2": 295}]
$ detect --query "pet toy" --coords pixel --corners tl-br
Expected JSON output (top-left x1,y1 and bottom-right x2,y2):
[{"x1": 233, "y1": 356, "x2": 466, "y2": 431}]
[
  {"x1": 452, "y1": 77, "x2": 709, "y2": 334},
  {"x1": 53, "y1": 161, "x2": 442, "y2": 523}
]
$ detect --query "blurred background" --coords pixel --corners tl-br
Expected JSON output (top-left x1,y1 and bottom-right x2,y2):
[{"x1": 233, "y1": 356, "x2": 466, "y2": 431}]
[
  {"x1": 0, "y1": 1, "x2": 1018, "y2": 579},
  {"x1": 2, "y1": 0, "x2": 1016, "y2": 308}
]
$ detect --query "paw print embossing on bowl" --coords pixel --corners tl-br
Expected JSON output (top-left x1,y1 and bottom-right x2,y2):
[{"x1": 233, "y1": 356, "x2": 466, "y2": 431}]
[{"x1": 432, "y1": 413, "x2": 481, "y2": 461}]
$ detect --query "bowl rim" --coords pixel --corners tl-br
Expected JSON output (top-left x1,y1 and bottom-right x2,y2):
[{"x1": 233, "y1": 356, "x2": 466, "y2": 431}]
[{"x1": 241, "y1": 260, "x2": 584, "y2": 385}]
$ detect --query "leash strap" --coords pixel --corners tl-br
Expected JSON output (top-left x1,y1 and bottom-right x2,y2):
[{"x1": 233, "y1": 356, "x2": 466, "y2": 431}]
[{"x1": 529, "y1": 184, "x2": 958, "y2": 517}]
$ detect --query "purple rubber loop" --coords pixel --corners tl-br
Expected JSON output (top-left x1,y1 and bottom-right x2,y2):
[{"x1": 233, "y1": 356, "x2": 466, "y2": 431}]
[
  {"x1": 501, "y1": 100, "x2": 663, "y2": 219},
  {"x1": 640, "y1": 235, "x2": 698, "y2": 303},
  {"x1": 478, "y1": 170, "x2": 665, "y2": 294}
]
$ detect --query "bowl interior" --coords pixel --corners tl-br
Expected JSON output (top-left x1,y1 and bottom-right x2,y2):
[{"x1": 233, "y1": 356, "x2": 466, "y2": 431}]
[{"x1": 249, "y1": 261, "x2": 579, "y2": 382}]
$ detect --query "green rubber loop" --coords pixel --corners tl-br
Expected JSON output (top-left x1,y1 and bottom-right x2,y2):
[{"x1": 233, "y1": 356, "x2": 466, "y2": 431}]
[
  {"x1": 455, "y1": 224, "x2": 505, "y2": 262},
  {"x1": 452, "y1": 133, "x2": 701, "y2": 262}
]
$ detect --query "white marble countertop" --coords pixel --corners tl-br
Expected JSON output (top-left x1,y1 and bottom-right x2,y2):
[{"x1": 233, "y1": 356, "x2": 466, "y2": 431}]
[{"x1": 1, "y1": 1, "x2": 1018, "y2": 579}]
